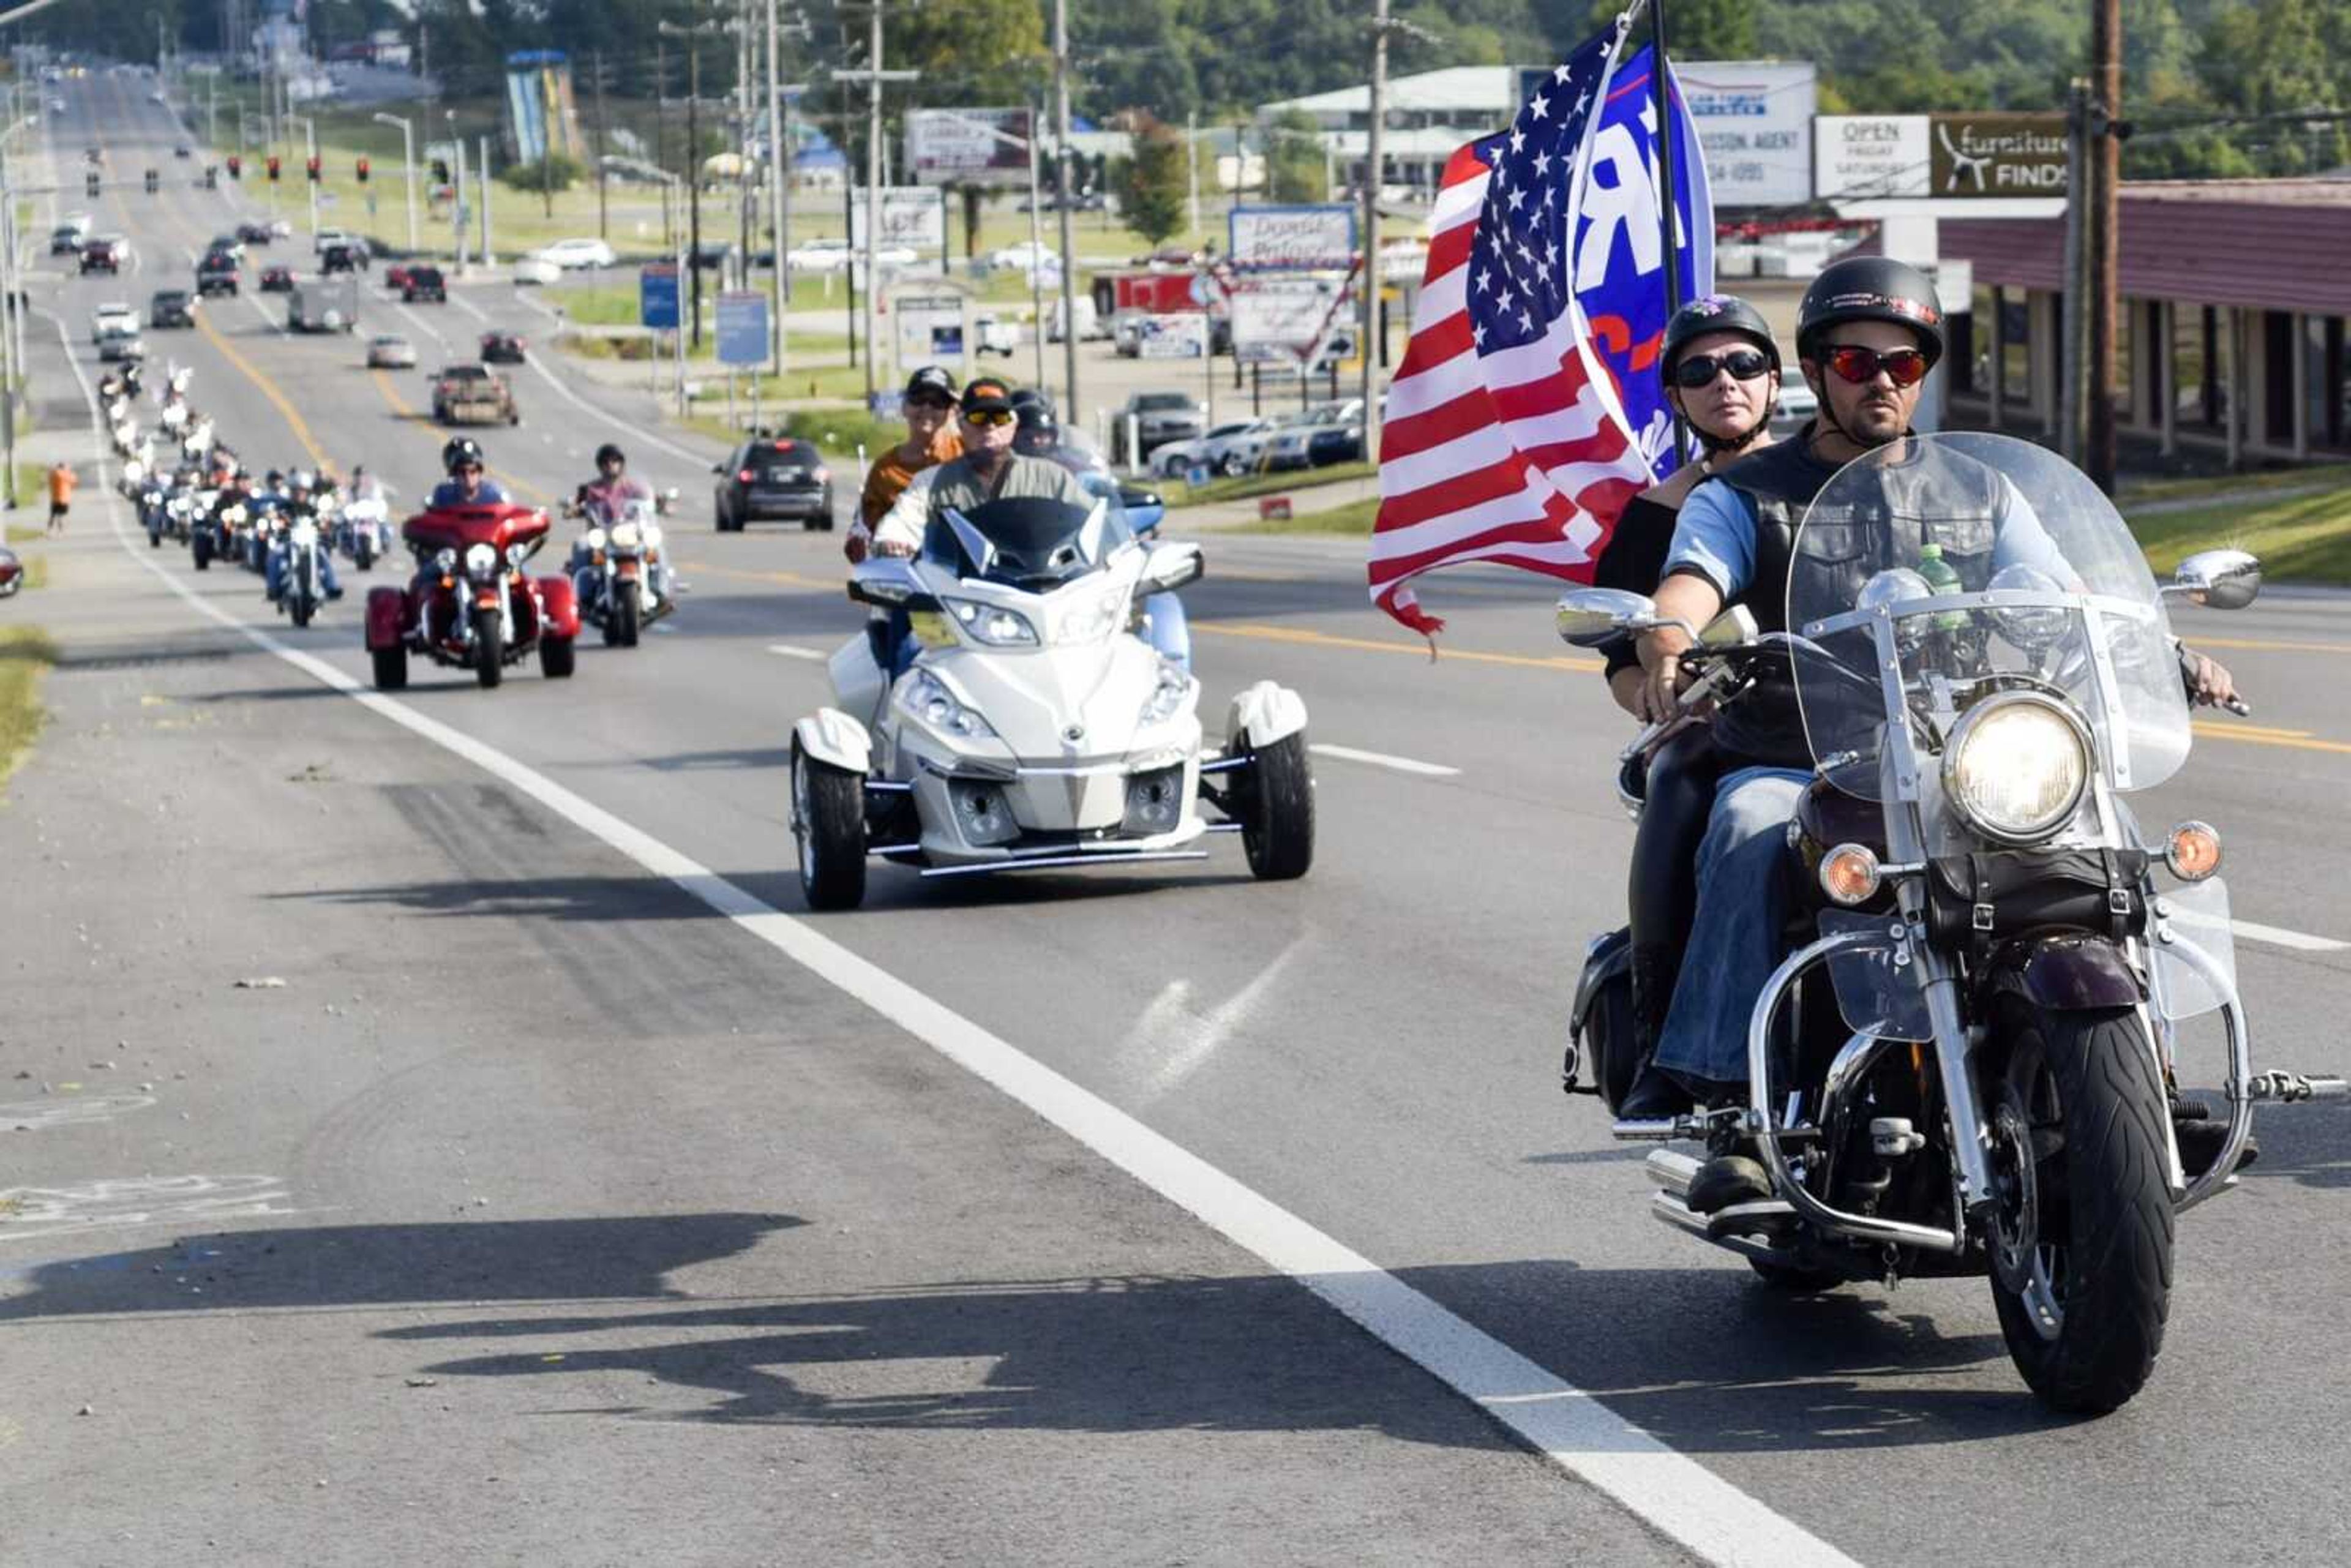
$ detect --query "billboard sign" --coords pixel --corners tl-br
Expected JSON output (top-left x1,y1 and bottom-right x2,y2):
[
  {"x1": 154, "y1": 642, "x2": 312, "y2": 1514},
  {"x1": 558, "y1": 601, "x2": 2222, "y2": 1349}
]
[
  {"x1": 851, "y1": 187, "x2": 947, "y2": 252},
  {"x1": 893, "y1": 293, "x2": 969, "y2": 369},
  {"x1": 1136, "y1": 313, "x2": 1209, "y2": 360},
  {"x1": 638, "y1": 263, "x2": 680, "y2": 330},
  {"x1": 906, "y1": 108, "x2": 1033, "y2": 186},
  {"x1": 716, "y1": 291, "x2": 770, "y2": 366},
  {"x1": 504, "y1": 50, "x2": 585, "y2": 167},
  {"x1": 1228, "y1": 279, "x2": 1346, "y2": 363},
  {"x1": 1229, "y1": 204, "x2": 1357, "y2": 272},
  {"x1": 1930, "y1": 113, "x2": 2068, "y2": 197},
  {"x1": 1678, "y1": 61, "x2": 1815, "y2": 208},
  {"x1": 1814, "y1": 115, "x2": 1932, "y2": 201}
]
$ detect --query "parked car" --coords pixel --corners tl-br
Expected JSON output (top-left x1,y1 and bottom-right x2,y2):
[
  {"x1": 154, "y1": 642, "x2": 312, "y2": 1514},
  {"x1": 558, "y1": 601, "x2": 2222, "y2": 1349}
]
[
  {"x1": 479, "y1": 331, "x2": 527, "y2": 365},
  {"x1": 258, "y1": 264, "x2": 296, "y2": 293},
  {"x1": 1222, "y1": 408, "x2": 1324, "y2": 474},
  {"x1": 80, "y1": 236, "x2": 126, "y2": 274},
  {"x1": 431, "y1": 364, "x2": 519, "y2": 426},
  {"x1": 711, "y1": 437, "x2": 832, "y2": 531},
  {"x1": 1263, "y1": 400, "x2": 1364, "y2": 471},
  {"x1": 784, "y1": 237, "x2": 918, "y2": 272},
  {"x1": 402, "y1": 265, "x2": 447, "y2": 303},
  {"x1": 536, "y1": 236, "x2": 615, "y2": 269},
  {"x1": 1151, "y1": 419, "x2": 1273, "y2": 480},
  {"x1": 509, "y1": 253, "x2": 562, "y2": 287},
  {"x1": 148, "y1": 289, "x2": 195, "y2": 329},
  {"x1": 688, "y1": 240, "x2": 737, "y2": 272},
  {"x1": 972, "y1": 315, "x2": 1018, "y2": 358},
  {"x1": 1114, "y1": 390, "x2": 1207, "y2": 462},
  {"x1": 366, "y1": 334, "x2": 418, "y2": 369},
  {"x1": 987, "y1": 241, "x2": 1060, "y2": 273},
  {"x1": 1768, "y1": 372, "x2": 1818, "y2": 439}
]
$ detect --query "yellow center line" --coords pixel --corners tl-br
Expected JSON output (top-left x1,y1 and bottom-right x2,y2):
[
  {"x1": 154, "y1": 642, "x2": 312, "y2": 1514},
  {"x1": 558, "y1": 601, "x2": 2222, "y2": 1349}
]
[
  {"x1": 2193, "y1": 721, "x2": 2351, "y2": 756},
  {"x1": 366, "y1": 369, "x2": 557, "y2": 507},
  {"x1": 1194, "y1": 621, "x2": 1603, "y2": 672},
  {"x1": 2184, "y1": 636, "x2": 2351, "y2": 655}
]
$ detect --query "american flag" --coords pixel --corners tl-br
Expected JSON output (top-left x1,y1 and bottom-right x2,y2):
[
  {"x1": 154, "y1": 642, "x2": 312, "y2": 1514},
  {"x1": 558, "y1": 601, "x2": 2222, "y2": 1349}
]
[{"x1": 1369, "y1": 31, "x2": 1709, "y2": 634}]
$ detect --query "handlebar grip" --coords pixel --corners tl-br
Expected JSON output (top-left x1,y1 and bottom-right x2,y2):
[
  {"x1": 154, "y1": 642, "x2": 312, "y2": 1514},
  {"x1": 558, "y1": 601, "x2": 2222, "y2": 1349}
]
[{"x1": 2221, "y1": 696, "x2": 2252, "y2": 718}]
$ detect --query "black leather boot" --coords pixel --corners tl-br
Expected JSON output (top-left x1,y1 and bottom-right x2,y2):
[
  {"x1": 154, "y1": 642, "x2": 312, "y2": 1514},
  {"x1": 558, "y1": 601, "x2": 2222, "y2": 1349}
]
[{"x1": 1613, "y1": 947, "x2": 1690, "y2": 1120}]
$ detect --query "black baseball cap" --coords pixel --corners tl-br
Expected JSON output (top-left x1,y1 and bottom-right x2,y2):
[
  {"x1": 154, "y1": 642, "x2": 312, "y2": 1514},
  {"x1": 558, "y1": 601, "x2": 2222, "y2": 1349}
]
[
  {"x1": 959, "y1": 376, "x2": 1014, "y2": 414},
  {"x1": 904, "y1": 365, "x2": 958, "y2": 403}
]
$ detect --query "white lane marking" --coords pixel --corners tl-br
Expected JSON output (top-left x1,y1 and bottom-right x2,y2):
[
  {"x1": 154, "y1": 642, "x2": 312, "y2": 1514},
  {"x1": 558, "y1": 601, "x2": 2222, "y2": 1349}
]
[
  {"x1": 54, "y1": 311, "x2": 1855, "y2": 1568},
  {"x1": 765, "y1": 643, "x2": 827, "y2": 661},
  {"x1": 518, "y1": 345, "x2": 709, "y2": 465},
  {"x1": 2232, "y1": 919, "x2": 2350, "y2": 954},
  {"x1": 1308, "y1": 742, "x2": 1461, "y2": 778}
]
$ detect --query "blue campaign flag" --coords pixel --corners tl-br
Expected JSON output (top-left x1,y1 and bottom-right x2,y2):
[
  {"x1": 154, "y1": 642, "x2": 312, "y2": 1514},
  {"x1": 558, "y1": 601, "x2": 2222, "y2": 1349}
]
[{"x1": 1567, "y1": 39, "x2": 1714, "y2": 478}]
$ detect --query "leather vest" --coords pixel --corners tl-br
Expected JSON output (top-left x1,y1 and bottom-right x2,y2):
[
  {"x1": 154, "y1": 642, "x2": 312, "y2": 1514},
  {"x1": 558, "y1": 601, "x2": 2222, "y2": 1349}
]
[{"x1": 1705, "y1": 435, "x2": 2004, "y2": 767}]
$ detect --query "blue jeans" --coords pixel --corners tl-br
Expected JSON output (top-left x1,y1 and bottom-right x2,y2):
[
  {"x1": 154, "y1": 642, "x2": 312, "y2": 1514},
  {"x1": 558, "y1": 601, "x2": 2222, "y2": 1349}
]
[
  {"x1": 1651, "y1": 765, "x2": 1811, "y2": 1087},
  {"x1": 266, "y1": 542, "x2": 341, "y2": 602}
]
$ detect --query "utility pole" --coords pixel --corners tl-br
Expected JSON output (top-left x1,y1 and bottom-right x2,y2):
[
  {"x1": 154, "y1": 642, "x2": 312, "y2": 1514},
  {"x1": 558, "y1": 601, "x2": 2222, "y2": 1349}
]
[
  {"x1": 662, "y1": 12, "x2": 735, "y2": 350},
  {"x1": 479, "y1": 134, "x2": 493, "y2": 263},
  {"x1": 1361, "y1": 0, "x2": 1389, "y2": 465},
  {"x1": 1186, "y1": 110, "x2": 1199, "y2": 236},
  {"x1": 833, "y1": 6, "x2": 918, "y2": 405},
  {"x1": 2060, "y1": 80, "x2": 2088, "y2": 463},
  {"x1": 1053, "y1": 0, "x2": 1079, "y2": 421},
  {"x1": 454, "y1": 134, "x2": 468, "y2": 271},
  {"x1": 591, "y1": 51, "x2": 611, "y2": 240},
  {"x1": 2087, "y1": 0, "x2": 2123, "y2": 494},
  {"x1": 764, "y1": 0, "x2": 792, "y2": 377}
]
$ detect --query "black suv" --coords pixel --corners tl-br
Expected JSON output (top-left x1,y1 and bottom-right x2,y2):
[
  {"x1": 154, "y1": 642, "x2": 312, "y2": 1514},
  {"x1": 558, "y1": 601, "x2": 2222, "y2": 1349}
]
[
  {"x1": 195, "y1": 252, "x2": 240, "y2": 297},
  {"x1": 79, "y1": 236, "x2": 125, "y2": 274},
  {"x1": 149, "y1": 290, "x2": 195, "y2": 329},
  {"x1": 236, "y1": 221, "x2": 276, "y2": 246},
  {"x1": 712, "y1": 438, "x2": 834, "y2": 531},
  {"x1": 402, "y1": 265, "x2": 446, "y2": 303}
]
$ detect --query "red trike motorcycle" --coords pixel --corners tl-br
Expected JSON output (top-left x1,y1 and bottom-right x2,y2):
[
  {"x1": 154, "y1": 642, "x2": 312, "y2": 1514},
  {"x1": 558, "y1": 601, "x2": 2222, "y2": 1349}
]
[{"x1": 362, "y1": 503, "x2": 579, "y2": 690}]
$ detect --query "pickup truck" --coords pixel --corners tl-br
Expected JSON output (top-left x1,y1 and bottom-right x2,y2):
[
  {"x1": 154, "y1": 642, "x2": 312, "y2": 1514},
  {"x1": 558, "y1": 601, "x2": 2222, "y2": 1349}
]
[{"x1": 431, "y1": 364, "x2": 520, "y2": 427}]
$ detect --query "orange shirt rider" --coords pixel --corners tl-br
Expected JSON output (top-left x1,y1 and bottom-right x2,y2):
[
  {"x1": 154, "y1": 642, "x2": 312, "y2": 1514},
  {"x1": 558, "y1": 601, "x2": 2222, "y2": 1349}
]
[{"x1": 849, "y1": 366, "x2": 963, "y2": 563}]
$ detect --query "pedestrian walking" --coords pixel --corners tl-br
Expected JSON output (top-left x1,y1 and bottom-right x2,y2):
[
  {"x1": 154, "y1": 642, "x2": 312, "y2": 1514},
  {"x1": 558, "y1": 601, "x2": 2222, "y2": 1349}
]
[{"x1": 45, "y1": 462, "x2": 78, "y2": 536}]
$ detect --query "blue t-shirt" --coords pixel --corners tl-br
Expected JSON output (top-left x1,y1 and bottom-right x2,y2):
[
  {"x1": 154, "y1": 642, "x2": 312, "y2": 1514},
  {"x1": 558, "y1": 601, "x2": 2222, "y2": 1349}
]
[{"x1": 428, "y1": 478, "x2": 510, "y2": 508}]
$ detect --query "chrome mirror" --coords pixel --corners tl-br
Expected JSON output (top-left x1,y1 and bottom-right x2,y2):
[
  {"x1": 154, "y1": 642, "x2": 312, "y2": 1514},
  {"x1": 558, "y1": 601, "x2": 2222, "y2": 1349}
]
[
  {"x1": 2172, "y1": 549, "x2": 2262, "y2": 611},
  {"x1": 1697, "y1": 603, "x2": 1758, "y2": 648},
  {"x1": 1556, "y1": 587, "x2": 1663, "y2": 648}
]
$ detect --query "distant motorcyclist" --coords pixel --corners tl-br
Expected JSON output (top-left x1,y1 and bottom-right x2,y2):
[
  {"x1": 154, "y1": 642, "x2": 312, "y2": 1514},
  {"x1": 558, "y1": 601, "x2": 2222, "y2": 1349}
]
[
  {"x1": 427, "y1": 437, "x2": 509, "y2": 508},
  {"x1": 567, "y1": 441, "x2": 673, "y2": 609},
  {"x1": 347, "y1": 463, "x2": 386, "y2": 505},
  {"x1": 265, "y1": 468, "x2": 342, "y2": 609}
]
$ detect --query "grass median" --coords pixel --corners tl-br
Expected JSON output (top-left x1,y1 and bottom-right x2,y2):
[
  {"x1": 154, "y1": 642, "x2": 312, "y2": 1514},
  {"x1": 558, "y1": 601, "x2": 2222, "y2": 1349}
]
[
  {"x1": 0, "y1": 625, "x2": 58, "y2": 797},
  {"x1": 2124, "y1": 486, "x2": 2351, "y2": 583},
  {"x1": 1169, "y1": 461, "x2": 1373, "y2": 509}
]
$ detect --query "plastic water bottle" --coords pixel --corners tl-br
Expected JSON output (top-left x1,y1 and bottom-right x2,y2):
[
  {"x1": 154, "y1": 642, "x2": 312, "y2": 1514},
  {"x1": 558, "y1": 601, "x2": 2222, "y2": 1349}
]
[{"x1": 1917, "y1": 542, "x2": 1965, "y2": 631}]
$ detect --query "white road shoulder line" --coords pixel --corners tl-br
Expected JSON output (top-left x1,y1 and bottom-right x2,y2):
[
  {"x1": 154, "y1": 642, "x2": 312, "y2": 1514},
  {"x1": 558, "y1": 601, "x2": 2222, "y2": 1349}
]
[
  {"x1": 1308, "y1": 742, "x2": 1460, "y2": 778},
  {"x1": 56, "y1": 313, "x2": 1854, "y2": 1568},
  {"x1": 766, "y1": 643, "x2": 828, "y2": 661},
  {"x1": 2230, "y1": 919, "x2": 2349, "y2": 954}
]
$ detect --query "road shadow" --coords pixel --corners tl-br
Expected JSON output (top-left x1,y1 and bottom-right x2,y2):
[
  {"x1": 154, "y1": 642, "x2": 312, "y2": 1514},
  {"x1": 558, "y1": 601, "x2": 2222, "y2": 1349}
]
[
  {"x1": 0, "y1": 1205, "x2": 2060, "y2": 1451},
  {"x1": 273, "y1": 871, "x2": 722, "y2": 923},
  {"x1": 2237, "y1": 1107, "x2": 2351, "y2": 1190}
]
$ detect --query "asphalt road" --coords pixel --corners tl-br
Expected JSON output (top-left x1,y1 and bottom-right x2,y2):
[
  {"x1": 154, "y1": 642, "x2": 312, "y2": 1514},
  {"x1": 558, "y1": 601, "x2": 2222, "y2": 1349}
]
[{"x1": 9, "y1": 73, "x2": 2351, "y2": 1566}]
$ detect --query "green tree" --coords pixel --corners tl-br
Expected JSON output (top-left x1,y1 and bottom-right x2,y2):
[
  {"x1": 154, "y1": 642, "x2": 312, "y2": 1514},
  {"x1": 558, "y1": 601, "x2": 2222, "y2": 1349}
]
[
  {"x1": 1265, "y1": 108, "x2": 1328, "y2": 203},
  {"x1": 1584, "y1": 0, "x2": 1757, "y2": 58},
  {"x1": 1119, "y1": 118, "x2": 1190, "y2": 246}
]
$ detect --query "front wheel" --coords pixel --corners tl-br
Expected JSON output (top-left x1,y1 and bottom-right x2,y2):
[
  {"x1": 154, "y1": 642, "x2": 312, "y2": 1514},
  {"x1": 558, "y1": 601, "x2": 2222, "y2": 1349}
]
[
  {"x1": 192, "y1": 531, "x2": 212, "y2": 569},
  {"x1": 355, "y1": 537, "x2": 373, "y2": 571},
  {"x1": 1237, "y1": 730, "x2": 1314, "y2": 880},
  {"x1": 613, "y1": 582, "x2": 641, "y2": 648},
  {"x1": 792, "y1": 741, "x2": 868, "y2": 911},
  {"x1": 1985, "y1": 998, "x2": 2174, "y2": 1415},
  {"x1": 471, "y1": 601, "x2": 504, "y2": 689}
]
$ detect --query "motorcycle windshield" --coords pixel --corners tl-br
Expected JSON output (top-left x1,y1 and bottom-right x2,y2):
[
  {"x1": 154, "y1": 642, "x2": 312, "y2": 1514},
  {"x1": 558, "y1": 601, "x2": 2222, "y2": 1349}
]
[
  {"x1": 1788, "y1": 433, "x2": 2189, "y2": 800},
  {"x1": 923, "y1": 497, "x2": 1128, "y2": 592}
]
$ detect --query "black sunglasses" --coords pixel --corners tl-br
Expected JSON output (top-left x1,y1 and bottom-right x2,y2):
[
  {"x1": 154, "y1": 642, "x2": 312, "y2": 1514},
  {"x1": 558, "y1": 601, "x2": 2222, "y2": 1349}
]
[
  {"x1": 1824, "y1": 345, "x2": 1930, "y2": 387},
  {"x1": 1670, "y1": 349, "x2": 1773, "y2": 389}
]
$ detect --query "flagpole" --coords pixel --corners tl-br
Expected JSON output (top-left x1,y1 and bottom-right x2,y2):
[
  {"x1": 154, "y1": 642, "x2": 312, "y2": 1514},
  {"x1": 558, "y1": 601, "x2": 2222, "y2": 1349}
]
[{"x1": 1641, "y1": 0, "x2": 1689, "y2": 462}]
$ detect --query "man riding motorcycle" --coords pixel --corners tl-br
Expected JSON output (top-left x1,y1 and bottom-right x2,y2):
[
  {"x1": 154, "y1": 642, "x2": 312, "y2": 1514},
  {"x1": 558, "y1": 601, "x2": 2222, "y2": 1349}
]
[
  {"x1": 1617, "y1": 257, "x2": 2241, "y2": 1210},
  {"x1": 264, "y1": 468, "x2": 343, "y2": 609},
  {"x1": 567, "y1": 442, "x2": 676, "y2": 609},
  {"x1": 429, "y1": 437, "x2": 510, "y2": 509}
]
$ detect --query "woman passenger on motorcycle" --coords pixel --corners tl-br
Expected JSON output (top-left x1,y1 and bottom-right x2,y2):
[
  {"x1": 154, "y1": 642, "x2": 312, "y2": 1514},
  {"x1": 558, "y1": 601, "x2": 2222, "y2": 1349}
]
[{"x1": 1597, "y1": 296, "x2": 1782, "y2": 1121}]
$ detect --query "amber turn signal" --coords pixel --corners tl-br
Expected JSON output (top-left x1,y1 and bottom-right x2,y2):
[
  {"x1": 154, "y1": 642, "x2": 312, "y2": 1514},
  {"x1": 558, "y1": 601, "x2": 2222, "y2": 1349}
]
[
  {"x1": 2165, "y1": 820, "x2": 2222, "y2": 881},
  {"x1": 1820, "y1": 842, "x2": 1883, "y2": 906}
]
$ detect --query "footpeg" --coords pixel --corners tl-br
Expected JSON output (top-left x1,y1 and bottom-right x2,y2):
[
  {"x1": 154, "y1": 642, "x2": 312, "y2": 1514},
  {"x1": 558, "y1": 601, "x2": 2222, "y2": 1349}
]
[{"x1": 2243, "y1": 1072, "x2": 2350, "y2": 1104}]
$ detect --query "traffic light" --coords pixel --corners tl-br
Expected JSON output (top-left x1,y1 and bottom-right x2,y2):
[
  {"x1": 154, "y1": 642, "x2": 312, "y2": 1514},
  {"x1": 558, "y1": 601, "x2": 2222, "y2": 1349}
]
[
  {"x1": 143, "y1": 168, "x2": 158, "y2": 194},
  {"x1": 227, "y1": 154, "x2": 241, "y2": 180},
  {"x1": 431, "y1": 157, "x2": 451, "y2": 186},
  {"x1": 355, "y1": 156, "x2": 369, "y2": 184},
  {"x1": 266, "y1": 154, "x2": 281, "y2": 182},
  {"x1": 85, "y1": 170, "x2": 99, "y2": 198},
  {"x1": 306, "y1": 155, "x2": 321, "y2": 182},
  {"x1": 204, "y1": 165, "x2": 218, "y2": 190}
]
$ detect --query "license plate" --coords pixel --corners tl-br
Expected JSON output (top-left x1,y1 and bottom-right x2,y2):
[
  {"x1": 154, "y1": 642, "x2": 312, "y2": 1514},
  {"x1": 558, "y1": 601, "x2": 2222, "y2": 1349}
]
[{"x1": 767, "y1": 468, "x2": 800, "y2": 484}]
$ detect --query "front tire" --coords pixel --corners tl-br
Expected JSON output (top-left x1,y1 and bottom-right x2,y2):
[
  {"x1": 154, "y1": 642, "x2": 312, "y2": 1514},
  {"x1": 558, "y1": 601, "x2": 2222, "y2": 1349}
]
[
  {"x1": 471, "y1": 601, "x2": 504, "y2": 689},
  {"x1": 371, "y1": 643, "x2": 408, "y2": 690},
  {"x1": 792, "y1": 741, "x2": 868, "y2": 911},
  {"x1": 1237, "y1": 730, "x2": 1314, "y2": 880},
  {"x1": 355, "y1": 537, "x2": 373, "y2": 571},
  {"x1": 1986, "y1": 999, "x2": 2173, "y2": 1415},
  {"x1": 192, "y1": 531, "x2": 212, "y2": 569},
  {"x1": 613, "y1": 583, "x2": 641, "y2": 648},
  {"x1": 539, "y1": 635, "x2": 576, "y2": 678}
]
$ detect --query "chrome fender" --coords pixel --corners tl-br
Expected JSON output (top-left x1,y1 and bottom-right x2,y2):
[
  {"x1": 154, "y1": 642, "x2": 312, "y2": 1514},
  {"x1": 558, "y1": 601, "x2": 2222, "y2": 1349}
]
[
  {"x1": 794, "y1": 707, "x2": 873, "y2": 776},
  {"x1": 1226, "y1": 679, "x2": 1308, "y2": 750}
]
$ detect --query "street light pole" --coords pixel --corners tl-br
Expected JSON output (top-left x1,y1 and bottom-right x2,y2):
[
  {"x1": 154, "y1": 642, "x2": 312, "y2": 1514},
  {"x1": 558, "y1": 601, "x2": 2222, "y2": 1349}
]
[
  {"x1": 765, "y1": 0, "x2": 791, "y2": 379},
  {"x1": 373, "y1": 112, "x2": 418, "y2": 255},
  {"x1": 1053, "y1": 0, "x2": 1078, "y2": 422},
  {"x1": 864, "y1": 0, "x2": 883, "y2": 403}
]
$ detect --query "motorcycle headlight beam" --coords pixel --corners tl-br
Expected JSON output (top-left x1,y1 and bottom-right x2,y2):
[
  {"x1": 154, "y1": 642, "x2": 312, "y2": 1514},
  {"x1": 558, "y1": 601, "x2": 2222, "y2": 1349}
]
[
  {"x1": 940, "y1": 597, "x2": 1039, "y2": 648},
  {"x1": 1941, "y1": 692, "x2": 2092, "y2": 845},
  {"x1": 463, "y1": 542, "x2": 499, "y2": 580}
]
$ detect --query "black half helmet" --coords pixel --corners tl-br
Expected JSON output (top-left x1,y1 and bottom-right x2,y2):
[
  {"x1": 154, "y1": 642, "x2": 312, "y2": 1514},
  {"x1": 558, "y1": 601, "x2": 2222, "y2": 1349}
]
[
  {"x1": 1659, "y1": 293, "x2": 1781, "y2": 386},
  {"x1": 1796, "y1": 255, "x2": 1946, "y2": 369}
]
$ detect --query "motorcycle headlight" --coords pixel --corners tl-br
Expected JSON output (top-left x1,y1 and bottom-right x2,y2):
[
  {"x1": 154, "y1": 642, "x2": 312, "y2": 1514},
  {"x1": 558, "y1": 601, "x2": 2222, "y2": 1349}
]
[
  {"x1": 582, "y1": 526, "x2": 607, "y2": 550},
  {"x1": 608, "y1": 521, "x2": 640, "y2": 549},
  {"x1": 290, "y1": 520, "x2": 317, "y2": 546},
  {"x1": 463, "y1": 542, "x2": 498, "y2": 579},
  {"x1": 1056, "y1": 585, "x2": 1128, "y2": 646},
  {"x1": 1942, "y1": 694, "x2": 2091, "y2": 845},
  {"x1": 899, "y1": 669, "x2": 997, "y2": 740},
  {"x1": 223, "y1": 504, "x2": 246, "y2": 523},
  {"x1": 505, "y1": 542, "x2": 531, "y2": 569},
  {"x1": 1137, "y1": 660, "x2": 1194, "y2": 727},
  {"x1": 941, "y1": 597, "x2": 1038, "y2": 648},
  {"x1": 640, "y1": 522, "x2": 664, "y2": 549},
  {"x1": 433, "y1": 547, "x2": 459, "y2": 573}
]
